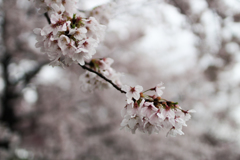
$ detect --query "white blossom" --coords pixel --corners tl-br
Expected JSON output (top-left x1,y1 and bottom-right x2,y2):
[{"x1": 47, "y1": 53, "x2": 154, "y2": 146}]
[
  {"x1": 141, "y1": 102, "x2": 158, "y2": 118},
  {"x1": 69, "y1": 27, "x2": 87, "y2": 40},
  {"x1": 120, "y1": 84, "x2": 195, "y2": 137},
  {"x1": 155, "y1": 82, "x2": 165, "y2": 97},
  {"x1": 122, "y1": 85, "x2": 143, "y2": 104},
  {"x1": 84, "y1": 17, "x2": 106, "y2": 41},
  {"x1": 161, "y1": 107, "x2": 175, "y2": 120},
  {"x1": 167, "y1": 126, "x2": 184, "y2": 137},
  {"x1": 89, "y1": 2, "x2": 115, "y2": 25}
]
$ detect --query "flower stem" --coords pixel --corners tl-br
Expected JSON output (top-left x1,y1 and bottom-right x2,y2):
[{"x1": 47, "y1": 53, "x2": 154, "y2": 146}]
[{"x1": 79, "y1": 63, "x2": 126, "y2": 94}]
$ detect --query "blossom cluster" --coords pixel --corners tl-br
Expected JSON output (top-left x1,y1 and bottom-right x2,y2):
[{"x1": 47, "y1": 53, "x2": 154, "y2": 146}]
[
  {"x1": 120, "y1": 83, "x2": 195, "y2": 137},
  {"x1": 79, "y1": 58, "x2": 122, "y2": 92},
  {"x1": 30, "y1": 0, "x2": 78, "y2": 15},
  {"x1": 87, "y1": 2, "x2": 115, "y2": 25},
  {"x1": 32, "y1": 0, "x2": 106, "y2": 67}
]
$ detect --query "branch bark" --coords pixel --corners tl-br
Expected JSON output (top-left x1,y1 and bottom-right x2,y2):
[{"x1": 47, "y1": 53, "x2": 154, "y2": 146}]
[
  {"x1": 0, "y1": 53, "x2": 18, "y2": 130},
  {"x1": 79, "y1": 64, "x2": 126, "y2": 94},
  {"x1": 12, "y1": 61, "x2": 49, "y2": 86}
]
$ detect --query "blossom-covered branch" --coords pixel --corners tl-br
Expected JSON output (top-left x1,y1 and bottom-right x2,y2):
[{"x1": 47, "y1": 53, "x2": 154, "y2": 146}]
[
  {"x1": 30, "y1": 0, "x2": 195, "y2": 137},
  {"x1": 33, "y1": 0, "x2": 105, "y2": 67},
  {"x1": 79, "y1": 59, "x2": 125, "y2": 94},
  {"x1": 121, "y1": 83, "x2": 196, "y2": 136}
]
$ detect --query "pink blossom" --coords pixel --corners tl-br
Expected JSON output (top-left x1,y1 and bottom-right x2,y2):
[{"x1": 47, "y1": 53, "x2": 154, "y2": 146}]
[
  {"x1": 161, "y1": 107, "x2": 175, "y2": 120},
  {"x1": 167, "y1": 126, "x2": 184, "y2": 137},
  {"x1": 155, "y1": 82, "x2": 165, "y2": 97},
  {"x1": 84, "y1": 17, "x2": 106, "y2": 41},
  {"x1": 141, "y1": 102, "x2": 158, "y2": 118},
  {"x1": 58, "y1": 35, "x2": 76, "y2": 56},
  {"x1": 122, "y1": 85, "x2": 143, "y2": 103}
]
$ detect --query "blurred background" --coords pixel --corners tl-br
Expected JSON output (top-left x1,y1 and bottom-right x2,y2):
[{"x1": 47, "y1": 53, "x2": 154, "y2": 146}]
[{"x1": 1, "y1": 0, "x2": 240, "y2": 159}]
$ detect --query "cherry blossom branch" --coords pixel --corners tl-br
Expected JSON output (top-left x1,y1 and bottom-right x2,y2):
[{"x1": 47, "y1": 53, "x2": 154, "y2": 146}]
[
  {"x1": 42, "y1": 10, "x2": 125, "y2": 94},
  {"x1": 79, "y1": 63, "x2": 126, "y2": 94},
  {"x1": 31, "y1": 0, "x2": 195, "y2": 137}
]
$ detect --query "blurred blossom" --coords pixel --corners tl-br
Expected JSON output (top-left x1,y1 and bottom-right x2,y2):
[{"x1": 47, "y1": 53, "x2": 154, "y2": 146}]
[
  {"x1": 23, "y1": 87, "x2": 38, "y2": 104},
  {"x1": 15, "y1": 149, "x2": 29, "y2": 159}
]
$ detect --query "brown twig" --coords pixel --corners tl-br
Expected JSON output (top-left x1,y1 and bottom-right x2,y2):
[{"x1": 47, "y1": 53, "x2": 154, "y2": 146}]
[
  {"x1": 79, "y1": 63, "x2": 126, "y2": 94},
  {"x1": 44, "y1": 12, "x2": 51, "y2": 24}
]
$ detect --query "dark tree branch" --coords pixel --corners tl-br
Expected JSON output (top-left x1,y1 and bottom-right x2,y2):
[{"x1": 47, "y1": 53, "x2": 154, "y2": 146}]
[
  {"x1": 79, "y1": 64, "x2": 126, "y2": 94},
  {"x1": 0, "y1": 53, "x2": 18, "y2": 130},
  {"x1": 0, "y1": 7, "x2": 49, "y2": 131},
  {"x1": 12, "y1": 61, "x2": 49, "y2": 86},
  {"x1": 0, "y1": 140, "x2": 10, "y2": 149},
  {"x1": 1, "y1": 53, "x2": 11, "y2": 86},
  {"x1": 0, "y1": 6, "x2": 18, "y2": 129},
  {"x1": 44, "y1": 12, "x2": 51, "y2": 24}
]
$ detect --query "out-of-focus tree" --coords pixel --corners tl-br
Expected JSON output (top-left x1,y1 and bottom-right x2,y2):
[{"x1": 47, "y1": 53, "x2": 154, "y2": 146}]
[{"x1": 0, "y1": 0, "x2": 240, "y2": 160}]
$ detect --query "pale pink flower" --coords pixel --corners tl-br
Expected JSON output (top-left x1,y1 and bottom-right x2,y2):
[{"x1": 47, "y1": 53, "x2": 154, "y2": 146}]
[
  {"x1": 143, "y1": 122, "x2": 155, "y2": 134},
  {"x1": 45, "y1": 43, "x2": 62, "y2": 61},
  {"x1": 33, "y1": 28, "x2": 45, "y2": 48},
  {"x1": 155, "y1": 82, "x2": 165, "y2": 97},
  {"x1": 72, "y1": 49, "x2": 89, "y2": 65},
  {"x1": 58, "y1": 35, "x2": 77, "y2": 56},
  {"x1": 161, "y1": 107, "x2": 175, "y2": 120},
  {"x1": 68, "y1": 27, "x2": 87, "y2": 40},
  {"x1": 121, "y1": 99, "x2": 144, "y2": 118},
  {"x1": 120, "y1": 114, "x2": 140, "y2": 134},
  {"x1": 50, "y1": 3, "x2": 65, "y2": 15},
  {"x1": 99, "y1": 58, "x2": 114, "y2": 70},
  {"x1": 167, "y1": 126, "x2": 184, "y2": 137},
  {"x1": 149, "y1": 111, "x2": 164, "y2": 126},
  {"x1": 89, "y1": 2, "x2": 115, "y2": 25},
  {"x1": 85, "y1": 17, "x2": 106, "y2": 41},
  {"x1": 122, "y1": 85, "x2": 143, "y2": 103},
  {"x1": 42, "y1": 13, "x2": 69, "y2": 36},
  {"x1": 62, "y1": 0, "x2": 78, "y2": 15},
  {"x1": 77, "y1": 38, "x2": 98, "y2": 56},
  {"x1": 49, "y1": 57, "x2": 65, "y2": 68},
  {"x1": 34, "y1": 28, "x2": 55, "y2": 52},
  {"x1": 184, "y1": 109, "x2": 196, "y2": 119},
  {"x1": 174, "y1": 109, "x2": 187, "y2": 127},
  {"x1": 141, "y1": 102, "x2": 158, "y2": 118},
  {"x1": 161, "y1": 117, "x2": 175, "y2": 129}
]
